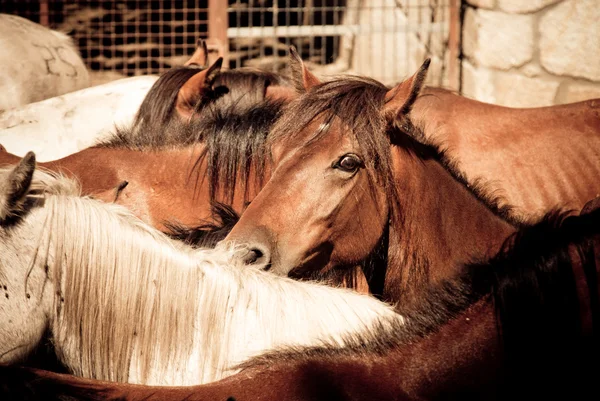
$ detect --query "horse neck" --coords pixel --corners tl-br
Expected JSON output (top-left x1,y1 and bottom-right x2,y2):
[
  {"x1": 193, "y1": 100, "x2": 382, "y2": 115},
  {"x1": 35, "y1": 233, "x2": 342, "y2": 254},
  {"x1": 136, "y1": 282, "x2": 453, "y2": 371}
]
[
  {"x1": 45, "y1": 196, "x2": 206, "y2": 385},
  {"x1": 410, "y1": 88, "x2": 600, "y2": 221},
  {"x1": 384, "y1": 146, "x2": 516, "y2": 303},
  {"x1": 408, "y1": 87, "x2": 511, "y2": 150},
  {"x1": 45, "y1": 195, "x2": 402, "y2": 385},
  {"x1": 355, "y1": 298, "x2": 502, "y2": 399}
]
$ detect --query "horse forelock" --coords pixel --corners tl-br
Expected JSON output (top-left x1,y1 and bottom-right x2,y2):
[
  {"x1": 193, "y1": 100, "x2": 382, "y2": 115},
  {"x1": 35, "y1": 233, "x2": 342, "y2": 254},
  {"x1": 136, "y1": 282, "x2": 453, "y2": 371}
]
[
  {"x1": 134, "y1": 67, "x2": 202, "y2": 129},
  {"x1": 98, "y1": 68, "x2": 289, "y2": 152},
  {"x1": 269, "y1": 76, "x2": 390, "y2": 175}
]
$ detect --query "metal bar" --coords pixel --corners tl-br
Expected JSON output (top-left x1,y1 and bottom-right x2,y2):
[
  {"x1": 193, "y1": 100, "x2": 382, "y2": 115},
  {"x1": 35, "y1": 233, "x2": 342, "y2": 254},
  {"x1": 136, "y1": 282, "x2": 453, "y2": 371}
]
[
  {"x1": 39, "y1": 0, "x2": 49, "y2": 27},
  {"x1": 227, "y1": 23, "x2": 447, "y2": 38},
  {"x1": 208, "y1": 0, "x2": 228, "y2": 67},
  {"x1": 447, "y1": 0, "x2": 461, "y2": 91}
]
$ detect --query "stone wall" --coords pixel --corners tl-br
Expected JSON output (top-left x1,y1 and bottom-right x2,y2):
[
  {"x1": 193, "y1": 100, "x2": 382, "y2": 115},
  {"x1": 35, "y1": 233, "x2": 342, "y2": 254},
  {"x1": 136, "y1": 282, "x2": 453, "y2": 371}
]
[{"x1": 463, "y1": 0, "x2": 600, "y2": 106}]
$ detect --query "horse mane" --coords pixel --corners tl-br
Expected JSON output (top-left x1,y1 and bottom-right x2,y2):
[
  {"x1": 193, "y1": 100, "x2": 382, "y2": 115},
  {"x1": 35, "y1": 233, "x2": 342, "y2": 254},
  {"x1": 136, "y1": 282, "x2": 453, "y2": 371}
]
[
  {"x1": 99, "y1": 81, "x2": 285, "y2": 205},
  {"x1": 270, "y1": 75, "x2": 521, "y2": 225},
  {"x1": 193, "y1": 97, "x2": 284, "y2": 203},
  {"x1": 7, "y1": 176, "x2": 402, "y2": 385},
  {"x1": 0, "y1": 166, "x2": 80, "y2": 199},
  {"x1": 98, "y1": 68, "x2": 290, "y2": 151},
  {"x1": 240, "y1": 208, "x2": 599, "y2": 376},
  {"x1": 165, "y1": 202, "x2": 240, "y2": 248}
]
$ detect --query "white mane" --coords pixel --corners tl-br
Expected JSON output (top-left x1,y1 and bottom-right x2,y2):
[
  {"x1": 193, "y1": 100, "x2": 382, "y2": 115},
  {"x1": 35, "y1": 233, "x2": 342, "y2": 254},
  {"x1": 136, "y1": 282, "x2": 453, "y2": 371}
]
[{"x1": 14, "y1": 172, "x2": 403, "y2": 385}]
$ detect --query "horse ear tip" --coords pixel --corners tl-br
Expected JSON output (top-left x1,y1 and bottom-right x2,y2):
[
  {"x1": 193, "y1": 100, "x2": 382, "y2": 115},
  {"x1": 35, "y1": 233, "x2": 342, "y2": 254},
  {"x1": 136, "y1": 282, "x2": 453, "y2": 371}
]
[
  {"x1": 422, "y1": 58, "x2": 431, "y2": 69},
  {"x1": 211, "y1": 57, "x2": 224, "y2": 69},
  {"x1": 23, "y1": 151, "x2": 36, "y2": 165},
  {"x1": 289, "y1": 46, "x2": 300, "y2": 59}
]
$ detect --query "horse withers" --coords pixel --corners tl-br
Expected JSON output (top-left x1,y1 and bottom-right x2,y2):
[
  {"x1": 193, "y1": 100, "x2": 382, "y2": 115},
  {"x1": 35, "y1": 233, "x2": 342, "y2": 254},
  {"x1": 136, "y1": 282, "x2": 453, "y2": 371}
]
[{"x1": 403, "y1": 86, "x2": 600, "y2": 223}]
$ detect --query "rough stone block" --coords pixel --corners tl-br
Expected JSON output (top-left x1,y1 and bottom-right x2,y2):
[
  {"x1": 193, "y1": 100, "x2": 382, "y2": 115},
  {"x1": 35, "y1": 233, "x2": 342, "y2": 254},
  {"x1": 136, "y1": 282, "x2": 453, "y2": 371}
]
[
  {"x1": 461, "y1": 61, "x2": 560, "y2": 107},
  {"x1": 461, "y1": 59, "x2": 496, "y2": 103},
  {"x1": 493, "y1": 72, "x2": 560, "y2": 107},
  {"x1": 540, "y1": 0, "x2": 600, "y2": 81},
  {"x1": 465, "y1": 0, "x2": 496, "y2": 8},
  {"x1": 563, "y1": 83, "x2": 600, "y2": 103},
  {"x1": 463, "y1": 8, "x2": 534, "y2": 70},
  {"x1": 497, "y1": 0, "x2": 562, "y2": 13}
]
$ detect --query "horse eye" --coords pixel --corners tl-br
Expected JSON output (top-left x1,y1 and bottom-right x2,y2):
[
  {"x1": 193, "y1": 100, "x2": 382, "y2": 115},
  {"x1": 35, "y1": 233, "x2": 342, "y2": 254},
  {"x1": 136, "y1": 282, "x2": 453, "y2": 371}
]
[{"x1": 334, "y1": 154, "x2": 362, "y2": 173}]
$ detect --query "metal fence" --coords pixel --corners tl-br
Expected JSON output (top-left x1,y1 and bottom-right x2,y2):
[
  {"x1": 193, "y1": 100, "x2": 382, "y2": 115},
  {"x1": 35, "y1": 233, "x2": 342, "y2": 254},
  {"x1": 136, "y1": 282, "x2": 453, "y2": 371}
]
[{"x1": 1, "y1": 0, "x2": 460, "y2": 88}]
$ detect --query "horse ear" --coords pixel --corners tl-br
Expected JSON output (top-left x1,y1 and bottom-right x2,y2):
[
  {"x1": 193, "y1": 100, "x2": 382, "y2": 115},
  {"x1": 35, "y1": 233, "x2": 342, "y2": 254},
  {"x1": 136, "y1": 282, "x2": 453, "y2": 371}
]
[
  {"x1": 184, "y1": 38, "x2": 209, "y2": 68},
  {"x1": 289, "y1": 46, "x2": 320, "y2": 93},
  {"x1": 383, "y1": 58, "x2": 430, "y2": 121},
  {"x1": 581, "y1": 196, "x2": 600, "y2": 215},
  {"x1": 0, "y1": 151, "x2": 35, "y2": 221},
  {"x1": 176, "y1": 57, "x2": 223, "y2": 120}
]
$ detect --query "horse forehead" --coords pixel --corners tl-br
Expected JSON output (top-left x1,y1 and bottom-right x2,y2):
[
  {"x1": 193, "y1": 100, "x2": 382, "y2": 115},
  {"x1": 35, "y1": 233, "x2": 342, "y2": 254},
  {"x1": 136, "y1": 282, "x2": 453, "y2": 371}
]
[{"x1": 273, "y1": 117, "x2": 356, "y2": 162}]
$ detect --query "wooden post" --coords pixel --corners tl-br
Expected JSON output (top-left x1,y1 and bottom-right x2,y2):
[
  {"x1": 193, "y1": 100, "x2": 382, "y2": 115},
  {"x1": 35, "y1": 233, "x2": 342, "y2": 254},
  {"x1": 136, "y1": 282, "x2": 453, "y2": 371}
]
[
  {"x1": 208, "y1": 0, "x2": 229, "y2": 68},
  {"x1": 39, "y1": 0, "x2": 49, "y2": 27},
  {"x1": 447, "y1": 0, "x2": 462, "y2": 92}
]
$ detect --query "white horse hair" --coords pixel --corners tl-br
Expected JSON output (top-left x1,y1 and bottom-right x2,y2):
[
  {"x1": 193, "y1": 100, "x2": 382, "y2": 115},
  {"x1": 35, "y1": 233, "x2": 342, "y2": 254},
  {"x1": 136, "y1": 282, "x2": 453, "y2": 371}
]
[
  {"x1": 0, "y1": 153, "x2": 403, "y2": 386},
  {"x1": 0, "y1": 76, "x2": 157, "y2": 161},
  {"x1": 0, "y1": 14, "x2": 89, "y2": 110}
]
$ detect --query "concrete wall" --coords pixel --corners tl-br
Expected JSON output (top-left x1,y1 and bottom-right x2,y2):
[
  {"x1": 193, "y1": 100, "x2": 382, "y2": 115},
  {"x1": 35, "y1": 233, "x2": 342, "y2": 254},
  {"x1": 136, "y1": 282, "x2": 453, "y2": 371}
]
[
  {"x1": 463, "y1": 0, "x2": 600, "y2": 106},
  {"x1": 336, "y1": 0, "x2": 453, "y2": 87}
]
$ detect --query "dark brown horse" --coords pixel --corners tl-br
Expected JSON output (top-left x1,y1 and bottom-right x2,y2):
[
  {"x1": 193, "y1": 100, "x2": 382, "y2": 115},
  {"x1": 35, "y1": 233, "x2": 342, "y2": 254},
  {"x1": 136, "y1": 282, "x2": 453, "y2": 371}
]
[
  {"x1": 3, "y1": 206, "x2": 599, "y2": 401},
  {"x1": 404, "y1": 87, "x2": 600, "y2": 223},
  {"x1": 224, "y1": 52, "x2": 516, "y2": 303},
  {"x1": 0, "y1": 56, "x2": 294, "y2": 231}
]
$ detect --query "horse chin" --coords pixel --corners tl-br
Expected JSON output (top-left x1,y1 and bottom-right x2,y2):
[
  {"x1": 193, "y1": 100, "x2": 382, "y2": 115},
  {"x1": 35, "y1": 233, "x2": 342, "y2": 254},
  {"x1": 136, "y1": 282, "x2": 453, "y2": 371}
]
[{"x1": 286, "y1": 244, "x2": 334, "y2": 279}]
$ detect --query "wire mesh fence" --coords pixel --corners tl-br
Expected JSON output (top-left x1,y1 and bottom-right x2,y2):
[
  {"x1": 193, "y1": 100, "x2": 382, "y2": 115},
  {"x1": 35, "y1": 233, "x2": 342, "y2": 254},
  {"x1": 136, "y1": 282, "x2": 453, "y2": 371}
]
[{"x1": 1, "y1": 0, "x2": 459, "y2": 87}]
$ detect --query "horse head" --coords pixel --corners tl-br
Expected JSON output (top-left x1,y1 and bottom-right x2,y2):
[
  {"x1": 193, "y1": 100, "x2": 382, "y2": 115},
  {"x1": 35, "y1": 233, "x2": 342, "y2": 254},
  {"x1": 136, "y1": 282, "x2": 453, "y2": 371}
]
[
  {"x1": 223, "y1": 49, "x2": 430, "y2": 280},
  {"x1": 0, "y1": 152, "x2": 55, "y2": 364}
]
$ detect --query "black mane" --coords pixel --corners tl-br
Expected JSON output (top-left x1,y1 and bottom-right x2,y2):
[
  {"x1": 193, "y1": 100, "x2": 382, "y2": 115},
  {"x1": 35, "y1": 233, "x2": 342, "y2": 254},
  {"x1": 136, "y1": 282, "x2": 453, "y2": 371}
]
[
  {"x1": 165, "y1": 202, "x2": 240, "y2": 248},
  {"x1": 98, "y1": 67, "x2": 290, "y2": 151},
  {"x1": 191, "y1": 97, "x2": 285, "y2": 203}
]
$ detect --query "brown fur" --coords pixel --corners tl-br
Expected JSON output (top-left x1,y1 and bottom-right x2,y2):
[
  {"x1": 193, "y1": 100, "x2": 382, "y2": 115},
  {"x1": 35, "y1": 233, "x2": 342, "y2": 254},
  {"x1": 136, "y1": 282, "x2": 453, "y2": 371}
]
[
  {"x1": 408, "y1": 88, "x2": 600, "y2": 223},
  {"x1": 226, "y1": 70, "x2": 516, "y2": 304}
]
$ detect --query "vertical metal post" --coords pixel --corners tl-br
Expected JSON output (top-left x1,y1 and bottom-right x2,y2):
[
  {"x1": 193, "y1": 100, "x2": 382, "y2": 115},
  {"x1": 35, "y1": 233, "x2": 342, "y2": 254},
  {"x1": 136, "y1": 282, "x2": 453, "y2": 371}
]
[
  {"x1": 208, "y1": 0, "x2": 229, "y2": 67},
  {"x1": 447, "y1": 0, "x2": 461, "y2": 92},
  {"x1": 39, "y1": 0, "x2": 49, "y2": 26}
]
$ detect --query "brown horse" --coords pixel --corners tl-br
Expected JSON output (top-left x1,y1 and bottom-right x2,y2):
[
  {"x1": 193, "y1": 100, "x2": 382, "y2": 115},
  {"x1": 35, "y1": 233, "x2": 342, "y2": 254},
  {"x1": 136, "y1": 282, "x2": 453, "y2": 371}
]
[
  {"x1": 224, "y1": 52, "x2": 516, "y2": 303},
  {"x1": 0, "y1": 56, "x2": 294, "y2": 231},
  {"x1": 405, "y1": 87, "x2": 600, "y2": 223},
  {"x1": 2, "y1": 207, "x2": 598, "y2": 401}
]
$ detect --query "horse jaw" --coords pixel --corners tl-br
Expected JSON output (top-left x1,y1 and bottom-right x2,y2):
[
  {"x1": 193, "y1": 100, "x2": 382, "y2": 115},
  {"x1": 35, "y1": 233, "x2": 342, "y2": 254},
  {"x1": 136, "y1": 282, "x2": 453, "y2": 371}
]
[{"x1": 0, "y1": 211, "x2": 54, "y2": 364}]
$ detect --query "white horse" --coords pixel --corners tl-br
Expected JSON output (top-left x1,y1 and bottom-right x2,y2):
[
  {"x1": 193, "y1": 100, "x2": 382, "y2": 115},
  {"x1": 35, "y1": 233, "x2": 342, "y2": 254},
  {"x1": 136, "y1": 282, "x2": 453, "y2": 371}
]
[
  {"x1": 0, "y1": 152, "x2": 403, "y2": 386},
  {"x1": 0, "y1": 14, "x2": 89, "y2": 110},
  {"x1": 0, "y1": 75, "x2": 158, "y2": 161}
]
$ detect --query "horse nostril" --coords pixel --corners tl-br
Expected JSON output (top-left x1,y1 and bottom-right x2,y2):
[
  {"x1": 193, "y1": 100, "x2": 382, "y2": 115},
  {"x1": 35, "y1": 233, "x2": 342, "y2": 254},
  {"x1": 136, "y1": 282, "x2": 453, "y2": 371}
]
[{"x1": 243, "y1": 246, "x2": 270, "y2": 268}]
